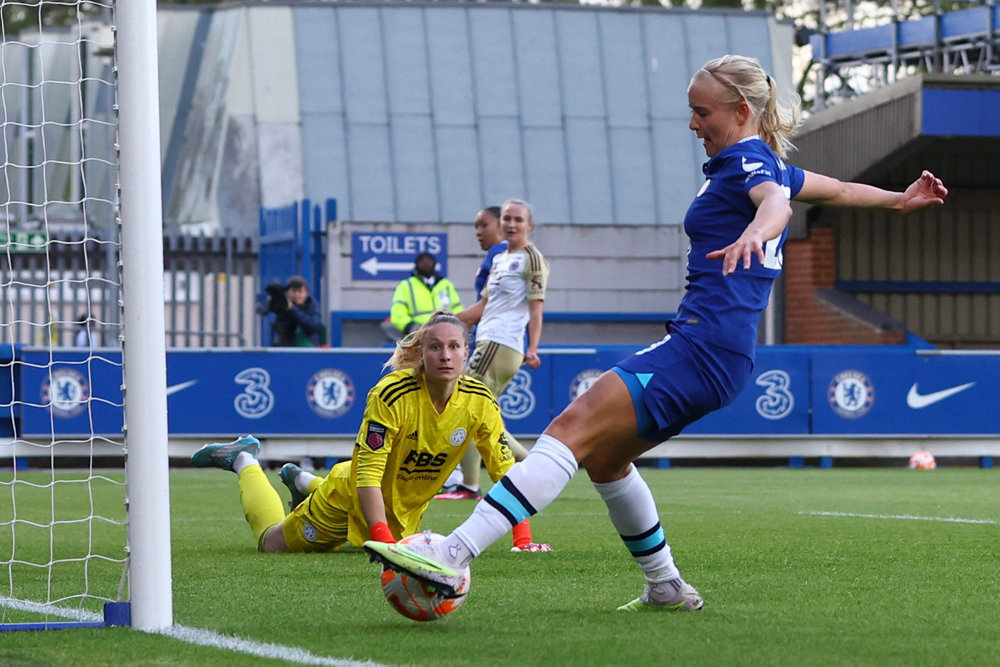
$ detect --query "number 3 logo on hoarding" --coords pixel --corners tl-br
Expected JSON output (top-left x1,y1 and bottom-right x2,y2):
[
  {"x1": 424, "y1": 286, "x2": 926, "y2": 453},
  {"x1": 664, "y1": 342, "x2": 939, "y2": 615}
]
[
  {"x1": 754, "y1": 369, "x2": 794, "y2": 420},
  {"x1": 234, "y1": 367, "x2": 275, "y2": 418}
]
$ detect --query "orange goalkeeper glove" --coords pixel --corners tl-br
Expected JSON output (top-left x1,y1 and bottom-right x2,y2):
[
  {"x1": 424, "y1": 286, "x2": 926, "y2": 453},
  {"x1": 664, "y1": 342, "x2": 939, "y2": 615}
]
[{"x1": 369, "y1": 521, "x2": 396, "y2": 543}]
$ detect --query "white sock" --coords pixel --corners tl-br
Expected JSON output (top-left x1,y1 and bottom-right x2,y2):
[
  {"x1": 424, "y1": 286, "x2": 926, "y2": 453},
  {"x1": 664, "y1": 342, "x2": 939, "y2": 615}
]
[
  {"x1": 444, "y1": 465, "x2": 463, "y2": 488},
  {"x1": 593, "y1": 464, "x2": 679, "y2": 584},
  {"x1": 295, "y1": 471, "x2": 318, "y2": 494},
  {"x1": 445, "y1": 434, "x2": 578, "y2": 567},
  {"x1": 232, "y1": 451, "x2": 258, "y2": 475}
]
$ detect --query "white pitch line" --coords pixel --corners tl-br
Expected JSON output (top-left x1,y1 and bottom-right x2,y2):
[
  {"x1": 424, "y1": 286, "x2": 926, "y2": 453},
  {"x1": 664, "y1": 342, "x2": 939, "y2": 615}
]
[
  {"x1": 1, "y1": 597, "x2": 389, "y2": 666},
  {"x1": 155, "y1": 626, "x2": 388, "y2": 666},
  {"x1": 800, "y1": 511, "x2": 998, "y2": 525}
]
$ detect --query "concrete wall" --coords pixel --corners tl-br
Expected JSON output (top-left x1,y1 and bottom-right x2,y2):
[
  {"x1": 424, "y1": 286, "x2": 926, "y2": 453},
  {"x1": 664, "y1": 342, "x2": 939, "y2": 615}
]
[{"x1": 326, "y1": 219, "x2": 686, "y2": 346}]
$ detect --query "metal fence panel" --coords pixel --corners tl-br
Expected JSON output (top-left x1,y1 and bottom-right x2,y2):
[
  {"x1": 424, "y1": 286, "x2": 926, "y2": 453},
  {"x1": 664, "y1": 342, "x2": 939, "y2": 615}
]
[{"x1": 0, "y1": 231, "x2": 258, "y2": 349}]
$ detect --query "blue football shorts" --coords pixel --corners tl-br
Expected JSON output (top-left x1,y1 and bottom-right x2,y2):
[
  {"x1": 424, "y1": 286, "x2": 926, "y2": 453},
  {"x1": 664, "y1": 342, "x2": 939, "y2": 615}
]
[{"x1": 613, "y1": 330, "x2": 752, "y2": 443}]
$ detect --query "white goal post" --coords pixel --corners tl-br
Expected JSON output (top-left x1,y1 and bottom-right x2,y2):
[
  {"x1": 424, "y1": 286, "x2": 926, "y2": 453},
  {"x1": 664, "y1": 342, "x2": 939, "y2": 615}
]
[
  {"x1": 117, "y1": 0, "x2": 173, "y2": 632},
  {"x1": 0, "y1": 0, "x2": 172, "y2": 632}
]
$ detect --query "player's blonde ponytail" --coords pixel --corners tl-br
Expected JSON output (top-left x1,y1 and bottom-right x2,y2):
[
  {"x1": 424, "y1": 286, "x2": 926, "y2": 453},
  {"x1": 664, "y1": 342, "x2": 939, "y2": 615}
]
[
  {"x1": 699, "y1": 54, "x2": 801, "y2": 159},
  {"x1": 383, "y1": 310, "x2": 467, "y2": 372}
]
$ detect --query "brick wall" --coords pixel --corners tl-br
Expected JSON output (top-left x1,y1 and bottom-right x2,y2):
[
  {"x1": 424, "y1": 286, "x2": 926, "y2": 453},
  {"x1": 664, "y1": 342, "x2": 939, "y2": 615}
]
[{"x1": 784, "y1": 227, "x2": 906, "y2": 345}]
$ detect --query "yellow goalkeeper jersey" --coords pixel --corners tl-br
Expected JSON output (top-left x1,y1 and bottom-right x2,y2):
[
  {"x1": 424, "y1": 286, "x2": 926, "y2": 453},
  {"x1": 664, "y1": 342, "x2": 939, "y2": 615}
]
[{"x1": 320, "y1": 368, "x2": 514, "y2": 546}]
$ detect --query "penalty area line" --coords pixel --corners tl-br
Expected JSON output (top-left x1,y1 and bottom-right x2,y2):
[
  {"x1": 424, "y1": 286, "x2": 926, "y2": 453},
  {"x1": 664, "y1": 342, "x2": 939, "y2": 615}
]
[{"x1": 799, "y1": 511, "x2": 998, "y2": 525}]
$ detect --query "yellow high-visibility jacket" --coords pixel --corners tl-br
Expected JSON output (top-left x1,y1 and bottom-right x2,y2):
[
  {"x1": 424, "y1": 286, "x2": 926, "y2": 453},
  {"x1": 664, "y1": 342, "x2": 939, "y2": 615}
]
[{"x1": 389, "y1": 274, "x2": 464, "y2": 334}]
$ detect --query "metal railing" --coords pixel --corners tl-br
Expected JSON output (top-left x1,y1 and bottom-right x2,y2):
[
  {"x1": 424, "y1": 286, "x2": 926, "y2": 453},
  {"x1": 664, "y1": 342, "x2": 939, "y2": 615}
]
[
  {"x1": 0, "y1": 231, "x2": 260, "y2": 349},
  {"x1": 810, "y1": 1, "x2": 1000, "y2": 109}
]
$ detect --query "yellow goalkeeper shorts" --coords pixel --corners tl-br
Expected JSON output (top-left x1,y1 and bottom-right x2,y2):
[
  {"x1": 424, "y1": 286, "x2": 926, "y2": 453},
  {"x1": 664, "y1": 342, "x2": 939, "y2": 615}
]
[{"x1": 280, "y1": 465, "x2": 352, "y2": 552}]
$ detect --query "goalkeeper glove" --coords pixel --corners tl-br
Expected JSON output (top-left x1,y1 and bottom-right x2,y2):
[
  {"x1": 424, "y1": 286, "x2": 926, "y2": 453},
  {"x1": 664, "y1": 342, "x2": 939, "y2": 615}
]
[{"x1": 369, "y1": 521, "x2": 396, "y2": 543}]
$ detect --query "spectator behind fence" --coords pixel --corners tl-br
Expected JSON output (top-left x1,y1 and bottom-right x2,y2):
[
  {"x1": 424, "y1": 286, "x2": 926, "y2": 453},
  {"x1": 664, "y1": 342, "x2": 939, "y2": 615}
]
[
  {"x1": 258, "y1": 275, "x2": 324, "y2": 347},
  {"x1": 381, "y1": 252, "x2": 463, "y2": 342}
]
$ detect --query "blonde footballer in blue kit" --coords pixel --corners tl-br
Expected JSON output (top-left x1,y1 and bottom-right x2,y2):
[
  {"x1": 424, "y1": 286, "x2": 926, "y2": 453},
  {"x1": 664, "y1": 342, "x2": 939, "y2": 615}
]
[
  {"x1": 190, "y1": 311, "x2": 550, "y2": 552},
  {"x1": 363, "y1": 54, "x2": 947, "y2": 611}
]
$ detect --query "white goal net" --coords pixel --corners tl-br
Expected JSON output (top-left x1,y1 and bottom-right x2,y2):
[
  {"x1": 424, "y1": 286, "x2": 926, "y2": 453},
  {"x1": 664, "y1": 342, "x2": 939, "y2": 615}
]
[{"x1": 1, "y1": 0, "x2": 171, "y2": 631}]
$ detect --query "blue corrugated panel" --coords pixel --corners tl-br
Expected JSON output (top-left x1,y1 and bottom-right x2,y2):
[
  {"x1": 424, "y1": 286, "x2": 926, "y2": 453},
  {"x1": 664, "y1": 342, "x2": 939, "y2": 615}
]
[
  {"x1": 566, "y1": 118, "x2": 614, "y2": 224},
  {"x1": 339, "y1": 9, "x2": 389, "y2": 125},
  {"x1": 479, "y1": 117, "x2": 527, "y2": 204},
  {"x1": 287, "y1": 4, "x2": 783, "y2": 226},
  {"x1": 391, "y1": 116, "x2": 439, "y2": 222}
]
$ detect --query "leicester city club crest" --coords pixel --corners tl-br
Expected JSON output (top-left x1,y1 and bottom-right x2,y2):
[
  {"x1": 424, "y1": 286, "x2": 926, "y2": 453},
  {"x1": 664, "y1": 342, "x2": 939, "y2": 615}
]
[
  {"x1": 827, "y1": 370, "x2": 874, "y2": 419},
  {"x1": 301, "y1": 522, "x2": 318, "y2": 542},
  {"x1": 306, "y1": 368, "x2": 356, "y2": 418},
  {"x1": 41, "y1": 367, "x2": 90, "y2": 419}
]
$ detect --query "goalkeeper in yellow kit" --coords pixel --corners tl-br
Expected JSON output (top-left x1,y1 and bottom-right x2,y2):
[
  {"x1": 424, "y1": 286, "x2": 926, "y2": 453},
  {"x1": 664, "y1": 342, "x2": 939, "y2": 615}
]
[{"x1": 191, "y1": 310, "x2": 550, "y2": 553}]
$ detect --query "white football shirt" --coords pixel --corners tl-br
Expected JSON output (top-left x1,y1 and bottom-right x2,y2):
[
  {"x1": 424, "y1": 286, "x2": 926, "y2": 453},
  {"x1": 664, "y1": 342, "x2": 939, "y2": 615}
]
[{"x1": 475, "y1": 243, "x2": 549, "y2": 353}]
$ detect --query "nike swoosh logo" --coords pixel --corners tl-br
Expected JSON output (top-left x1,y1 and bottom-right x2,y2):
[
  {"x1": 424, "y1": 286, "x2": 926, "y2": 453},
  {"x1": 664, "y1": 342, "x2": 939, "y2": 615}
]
[
  {"x1": 906, "y1": 381, "x2": 975, "y2": 409},
  {"x1": 166, "y1": 379, "x2": 198, "y2": 396},
  {"x1": 742, "y1": 156, "x2": 764, "y2": 172}
]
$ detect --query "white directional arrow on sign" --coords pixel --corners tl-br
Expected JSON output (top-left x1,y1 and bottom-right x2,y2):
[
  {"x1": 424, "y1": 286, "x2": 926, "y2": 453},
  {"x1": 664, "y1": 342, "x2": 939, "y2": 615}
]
[
  {"x1": 359, "y1": 256, "x2": 417, "y2": 276},
  {"x1": 359, "y1": 257, "x2": 442, "y2": 277}
]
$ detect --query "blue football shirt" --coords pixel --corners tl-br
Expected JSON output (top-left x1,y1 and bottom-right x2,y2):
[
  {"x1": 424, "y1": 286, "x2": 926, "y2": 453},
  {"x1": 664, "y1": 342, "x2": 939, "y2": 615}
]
[
  {"x1": 673, "y1": 137, "x2": 804, "y2": 358},
  {"x1": 475, "y1": 241, "x2": 508, "y2": 299}
]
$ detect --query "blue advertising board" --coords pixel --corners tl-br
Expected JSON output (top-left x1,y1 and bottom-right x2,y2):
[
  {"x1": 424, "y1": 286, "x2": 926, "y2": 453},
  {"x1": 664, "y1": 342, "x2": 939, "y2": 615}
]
[
  {"x1": 351, "y1": 232, "x2": 448, "y2": 281},
  {"x1": 686, "y1": 348, "x2": 812, "y2": 435},
  {"x1": 549, "y1": 346, "x2": 638, "y2": 417},
  {"x1": 162, "y1": 349, "x2": 388, "y2": 436},
  {"x1": 13, "y1": 346, "x2": 1000, "y2": 438},
  {"x1": 811, "y1": 349, "x2": 1000, "y2": 434},
  {"x1": 18, "y1": 350, "x2": 125, "y2": 437}
]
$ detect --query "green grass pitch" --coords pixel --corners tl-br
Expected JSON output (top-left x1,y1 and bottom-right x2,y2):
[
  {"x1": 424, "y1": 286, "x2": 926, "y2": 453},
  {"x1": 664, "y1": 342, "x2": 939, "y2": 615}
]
[{"x1": 2, "y1": 465, "x2": 997, "y2": 665}]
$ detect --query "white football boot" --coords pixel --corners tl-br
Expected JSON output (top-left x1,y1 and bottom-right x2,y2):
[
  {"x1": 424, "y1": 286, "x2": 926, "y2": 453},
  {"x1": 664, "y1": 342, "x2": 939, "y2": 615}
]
[{"x1": 616, "y1": 579, "x2": 704, "y2": 612}]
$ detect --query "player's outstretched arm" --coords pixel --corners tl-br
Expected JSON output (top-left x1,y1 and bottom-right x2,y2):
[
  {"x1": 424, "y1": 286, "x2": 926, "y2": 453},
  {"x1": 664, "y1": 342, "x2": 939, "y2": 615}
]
[{"x1": 794, "y1": 169, "x2": 947, "y2": 213}]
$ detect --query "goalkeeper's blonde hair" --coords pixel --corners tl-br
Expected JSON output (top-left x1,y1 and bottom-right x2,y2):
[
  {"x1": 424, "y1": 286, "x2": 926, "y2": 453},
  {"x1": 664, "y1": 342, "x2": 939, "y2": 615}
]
[{"x1": 383, "y1": 310, "x2": 467, "y2": 372}]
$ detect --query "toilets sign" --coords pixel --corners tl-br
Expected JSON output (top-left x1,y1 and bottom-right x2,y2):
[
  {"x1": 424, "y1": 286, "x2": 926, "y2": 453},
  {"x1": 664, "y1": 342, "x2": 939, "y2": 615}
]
[{"x1": 351, "y1": 232, "x2": 448, "y2": 281}]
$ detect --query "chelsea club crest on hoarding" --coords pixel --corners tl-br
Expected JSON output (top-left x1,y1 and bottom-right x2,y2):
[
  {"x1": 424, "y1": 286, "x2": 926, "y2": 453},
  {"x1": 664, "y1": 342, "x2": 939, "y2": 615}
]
[
  {"x1": 569, "y1": 369, "x2": 603, "y2": 401},
  {"x1": 827, "y1": 370, "x2": 875, "y2": 419},
  {"x1": 306, "y1": 368, "x2": 356, "y2": 418},
  {"x1": 41, "y1": 367, "x2": 90, "y2": 419}
]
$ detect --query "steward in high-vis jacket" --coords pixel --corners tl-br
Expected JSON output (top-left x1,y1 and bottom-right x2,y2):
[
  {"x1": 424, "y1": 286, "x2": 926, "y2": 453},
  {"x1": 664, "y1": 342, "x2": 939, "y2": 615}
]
[{"x1": 384, "y1": 252, "x2": 464, "y2": 340}]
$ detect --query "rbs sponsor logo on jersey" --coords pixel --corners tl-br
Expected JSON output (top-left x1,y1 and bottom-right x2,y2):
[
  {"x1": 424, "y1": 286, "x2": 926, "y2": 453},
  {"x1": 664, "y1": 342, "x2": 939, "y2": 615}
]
[{"x1": 402, "y1": 450, "x2": 448, "y2": 470}]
